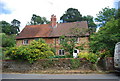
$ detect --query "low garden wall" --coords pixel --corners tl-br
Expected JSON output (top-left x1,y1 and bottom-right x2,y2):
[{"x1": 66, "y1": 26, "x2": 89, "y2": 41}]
[
  {"x1": 2, "y1": 58, "x2": 114, "y2": 73},
  {"x1": 104, "y1": 57, "x2": 114, "y2": 70}
]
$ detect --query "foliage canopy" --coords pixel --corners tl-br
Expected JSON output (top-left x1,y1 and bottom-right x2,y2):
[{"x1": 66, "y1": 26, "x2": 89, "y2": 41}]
[
  {"x1": 95, "y1": 7, "x2": 116, "y2": 27},
  {"x1": 0, "y1": 33, "x2": 16, "y2": 47},
  {"x1": 0, "y1": 19, "x2": 20, "y2": 35},
  {"x1": 60, "y1": 8, "x2": 82, "y2": 23},
  {"x1": 90, "y1": 18, "x2": 120, "y2": 56},
  {"x1": 28, "y1": 14, "x2": 50, "y2": 25},
  {"x1": 60, "y1": 8, "x2": 97, "y2": 32}
]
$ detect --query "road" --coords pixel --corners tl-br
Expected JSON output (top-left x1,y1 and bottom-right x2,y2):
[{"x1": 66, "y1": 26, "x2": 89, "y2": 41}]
[{"x1": 1, "y1": 73, "x2": 120, "y2": 81}]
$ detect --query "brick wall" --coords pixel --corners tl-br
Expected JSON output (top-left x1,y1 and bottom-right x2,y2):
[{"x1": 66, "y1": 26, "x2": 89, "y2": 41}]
[
  {"x1": 16, "y1": 40, "x2": 23, "y2": 46},
  {"x1": 16, "y1": 39, "x2": 34, "y2": 46},
  {"x1": 16, "y1": 37, "x2": 89, "y2": 55}
]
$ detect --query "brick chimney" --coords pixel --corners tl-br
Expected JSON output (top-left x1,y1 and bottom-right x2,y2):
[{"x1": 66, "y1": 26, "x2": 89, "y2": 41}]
[{"x1": 50, "y1": 14, "x2": 57, "y2": 28}]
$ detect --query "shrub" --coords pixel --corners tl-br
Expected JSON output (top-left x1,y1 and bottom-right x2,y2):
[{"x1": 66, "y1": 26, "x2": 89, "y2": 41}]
[
  {"x1": 78, "y1": 52, "x2": 98, "y2": 63},
  {"x1": 65, "y1": 54, "x2": 73, "y2": 58},
  {"x1": 70, "y1": 59, "x2": 80, "y2": 69},
  {"x1": 50, "y1": 47, "x2": 55, "y2": 53},
  {"x1": 5, "y1": 39, "x2": 54, "y2": 63},
  {"x1": 99, "y1": 50, "x2": 112, "y2": 58}
]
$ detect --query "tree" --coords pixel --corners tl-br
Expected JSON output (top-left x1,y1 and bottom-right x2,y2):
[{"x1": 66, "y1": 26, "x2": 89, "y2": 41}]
[
  {"x1": 115, "y1": 9, "x2": 120, "y2": 19},
  {"x1": 0, "y1": 33, "x2": 16, "y2": 47},
  {"x1": 11, "y1": 19, "x2": 20, "y2": 27},
  {"x1": 60, "y1": 8, "x2": 82, "y2": 23},
  {"x1": 90, "y1": 18, "x2": 120, "y2": 56},
  {"x1": 83, "y1": 15, "x2": 96, "y2": 28},
  {"x1": 28, "y1": 14, "x2": 50, "y2": 25},
  {"x1": 83, "y1": 15, "x2": 96, "y2": 30},
  {"x1": 60, "y1": 8, "x2": 97, "y2": 33},
  {"x1": 42, "y1": 17, "x2": 50, "y2": 24},
  {"x1": 90, "y1": 7, "x2": 119, "y2": 56},
  {"x1": 0, "y1": 20, "x2": 21, "y2": 35},
  {"x1": 0, "y1": 21, "x2": 11, "y2": 35},
  {"x1": 0, "y1": 20, "x2": 18, "y2": 47},
  {"x1": 11, "y1": 19, "x2": 20, "y2": 34},
  {"x1": 82, "y1": 15, "x2": 97, "y2": 33},
  {"x1": 95, "y1": 7, "x2": 116, "y2": 27}
]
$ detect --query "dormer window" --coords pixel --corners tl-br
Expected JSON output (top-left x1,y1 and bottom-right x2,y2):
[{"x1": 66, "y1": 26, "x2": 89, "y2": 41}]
[{"x1": 23, "y1": 39, "x2": 28, "y2": 45}]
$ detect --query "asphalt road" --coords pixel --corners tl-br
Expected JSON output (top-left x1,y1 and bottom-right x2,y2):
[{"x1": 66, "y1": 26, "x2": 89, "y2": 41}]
[
  {"x1": 1, "y1": 73, "x2": 120, "y2": 81},
  {"x1": 1, "y1": 79, "x2": 120, "y2": 81}
]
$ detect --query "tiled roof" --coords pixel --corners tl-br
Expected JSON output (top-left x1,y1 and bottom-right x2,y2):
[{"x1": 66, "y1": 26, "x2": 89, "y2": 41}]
[
  {"x1": 16, "y1": 24, "x2": 52, "y2": 39},
  {"x1": 50, "y1": 21, "x2": 89, "y2": 37},
  {"x1": 16, "y1": 21, "x2": 89, "y2": 39}
]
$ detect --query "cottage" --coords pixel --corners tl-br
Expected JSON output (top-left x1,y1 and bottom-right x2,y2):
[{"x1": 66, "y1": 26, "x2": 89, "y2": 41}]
[{"x1": 16, "y1": 14, "x2": 89, "y2": 55}]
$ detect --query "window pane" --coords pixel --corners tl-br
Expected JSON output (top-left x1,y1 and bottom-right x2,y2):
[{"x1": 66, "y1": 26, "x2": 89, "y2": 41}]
[
  {"x1": 23, "y1": 40, "x2": 28, "y2": 45},
  {"x1": 59, "y1": 49, "x2": 64, "y2": 55},
  {"x1": 59, "y1": 50, "x2": 61, "y2": 55},
  {"x1": 62, "y1": 50, "x2": 64, "y2": 55},
  {"x1": 74, "y1": 50, "x2": 77, "y2": 53},
  {"x1": 25, "y1": 40, "x2": 28, "y2": 44}
]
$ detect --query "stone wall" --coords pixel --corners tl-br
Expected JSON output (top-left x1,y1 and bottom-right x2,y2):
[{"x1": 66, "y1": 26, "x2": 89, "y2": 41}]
[
  {"x1": 104, "y1": 57, "x2": 114, "y2": 70},
  {"x1": 2, "y1": 58, "x2": 97, "y2": 73},
  {"x1": 2, "y1": 58, "x2": 114, "y2": 73}
]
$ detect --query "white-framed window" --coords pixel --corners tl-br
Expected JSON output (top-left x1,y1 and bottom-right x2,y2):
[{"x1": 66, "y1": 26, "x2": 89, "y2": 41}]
[
  {"x1": 23, "y1": 39, "x2": 28, "y2": 45},
  {"x1": 58, "y1": 49, "x2": 64, "y2": 55}
]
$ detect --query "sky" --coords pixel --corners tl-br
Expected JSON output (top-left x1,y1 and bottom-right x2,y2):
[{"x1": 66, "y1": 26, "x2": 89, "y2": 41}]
[
  {"x1": 0, "y1": 0, "x2": 118, "y2": 31},
  {"x1": 114, "y1": 0, "x2": 120, "y2": 8}
]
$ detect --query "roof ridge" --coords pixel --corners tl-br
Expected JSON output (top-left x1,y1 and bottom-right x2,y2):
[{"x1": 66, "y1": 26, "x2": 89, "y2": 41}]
[
  {"x1": 25, "y1": 21, "x2": 87, "y2": 27},
  {"x1": 26, "y1": 24, "x2": 50, "y2": 27},
  {"x1": 57, "y1": 21, "x2": 87, "y2": 25}
]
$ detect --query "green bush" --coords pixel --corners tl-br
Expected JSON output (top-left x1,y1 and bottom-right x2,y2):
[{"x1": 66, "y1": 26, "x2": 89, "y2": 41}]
[
  {"x1": 65, "y1": 54, "x2": 73, "y2": 58},
  {"x1": 50, "y1": 47, "x2": 56, "y2": 54},
  {"x1": 5, "y1": 39, "x2": 54, "y2": 63},
  {"x1": 78, "y1": 52, "x2": 98, "y2": 63},
  {"x1": 99, "y1": 50, "x2": 112, "y2": 58},
  {"x1": 70, "y1": 59, "x2": 80, "y2": 69}
]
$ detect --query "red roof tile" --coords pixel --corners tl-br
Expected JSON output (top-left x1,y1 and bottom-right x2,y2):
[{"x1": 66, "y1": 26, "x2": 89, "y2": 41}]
[
  {"x1": 16, "y1": 24, "x2": 52, "y2": 39},
  {"x1": 50, "y1": 21, "x2": 89, "y2": 37},
  {"x1": 16, "y1": 21, "x2": 89, "y2": 39}
]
